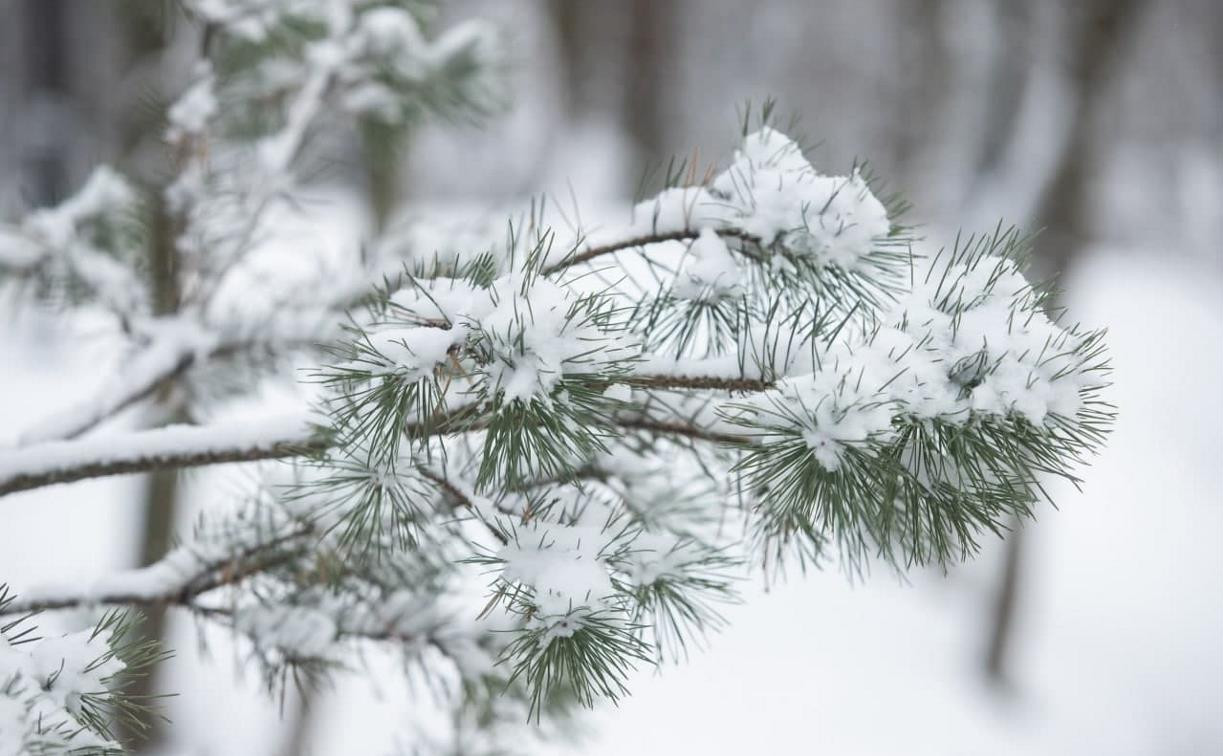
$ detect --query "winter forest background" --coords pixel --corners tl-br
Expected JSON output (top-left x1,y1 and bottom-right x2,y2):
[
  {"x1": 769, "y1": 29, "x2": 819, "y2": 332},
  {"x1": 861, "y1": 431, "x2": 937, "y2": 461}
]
[{"x1": 0, "y1": 0, "x2": 1220, "y2": 754}]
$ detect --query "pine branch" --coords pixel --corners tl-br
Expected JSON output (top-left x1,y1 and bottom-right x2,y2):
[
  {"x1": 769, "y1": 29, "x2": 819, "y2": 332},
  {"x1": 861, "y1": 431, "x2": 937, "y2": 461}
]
[{"x1": 0, "y1": 392, "x2": 759, "y2": 498}]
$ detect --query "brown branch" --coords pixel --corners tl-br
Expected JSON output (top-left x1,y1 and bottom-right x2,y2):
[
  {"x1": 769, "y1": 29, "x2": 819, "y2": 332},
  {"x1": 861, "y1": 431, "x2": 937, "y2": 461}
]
[
  {"x1": 18, "y1": 335, "x2": 329, "y2": 445},
  {"x1": 0, "y1": 422, "x2": 328, "y2": 497},
  {"x1": 541, "y1": 227, "x2": 763, "y2": 276},
  {"x1": 625, "y1": 373, "x2": 775, "y2": 393},
  {"x1": 1, "y1": 369, "x2": 772, "y2": 498},
  {"x1": 419, "y1": 467, "x2": 510, "y2": 544},
  {"x1": 419, "y1": 467, "x2": 473, "y2": 508},
  {"x1": 1, "y1": 525, "x2": 314, "y2": 615},
  {"x1": 615, "y1": 416, "x2": 752, "y2": 446}
]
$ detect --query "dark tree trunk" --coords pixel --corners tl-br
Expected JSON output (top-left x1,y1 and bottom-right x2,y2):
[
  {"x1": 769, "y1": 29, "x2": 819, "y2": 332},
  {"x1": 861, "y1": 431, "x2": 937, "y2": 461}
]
[
  {"x1": 623, "y1": 0, "x2": 678, "y2": 164},
  {"x1": 550, "y1": 0, "x2": 677, "y2": 177}
]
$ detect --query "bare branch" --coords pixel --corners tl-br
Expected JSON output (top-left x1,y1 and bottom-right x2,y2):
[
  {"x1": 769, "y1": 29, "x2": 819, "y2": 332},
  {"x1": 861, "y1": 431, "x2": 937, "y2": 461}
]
[
  {"x1": 625, "y1": 373, "x2": 774, "y2": 393},
  {"x1": 541, "y1": 227, "x2": 762, "y2": 276},
  {"x1": 616, "y1": 415, "x2": 752, "y2": 446}
]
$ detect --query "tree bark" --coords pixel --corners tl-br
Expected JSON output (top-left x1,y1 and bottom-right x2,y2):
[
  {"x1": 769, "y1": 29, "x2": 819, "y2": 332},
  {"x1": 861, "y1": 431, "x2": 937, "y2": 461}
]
[{"x1": 123, "y1": 191, "x2": 182, "y2": 754}]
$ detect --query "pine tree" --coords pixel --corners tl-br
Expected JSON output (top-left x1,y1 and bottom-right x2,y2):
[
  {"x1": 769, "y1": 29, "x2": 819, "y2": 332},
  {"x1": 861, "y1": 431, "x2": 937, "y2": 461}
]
[{"x1": 0, "y1": 3, "x2": 1112, "y2": 753}]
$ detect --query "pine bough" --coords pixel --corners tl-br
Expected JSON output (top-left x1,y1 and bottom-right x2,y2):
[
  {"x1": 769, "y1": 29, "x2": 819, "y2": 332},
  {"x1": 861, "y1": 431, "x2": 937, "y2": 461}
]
[{"x1": 0, "y1": 2, "x2": 1111, "y2": 753}]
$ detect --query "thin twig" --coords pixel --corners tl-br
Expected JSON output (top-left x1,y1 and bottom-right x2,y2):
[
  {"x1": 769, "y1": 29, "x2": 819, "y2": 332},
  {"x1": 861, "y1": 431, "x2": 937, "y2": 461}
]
[
  {"x1": 0, "y1": 525, "x2": 313, "y2": 615},
  {"x1": 0, "y1": 417, "x2": 327, "y2": 497},
  {"x1": 625, "y1": 374, "x2": 774, "y2": 393},
  {"x1": 540, "y1": 227, "x2": 763, "y2": 276},
  {"x1": 615, "y1": 416, "x2": 752, "y2": 446},
  {"x1": 0, "y1": 372, "x2": 767, "y2": 498}
]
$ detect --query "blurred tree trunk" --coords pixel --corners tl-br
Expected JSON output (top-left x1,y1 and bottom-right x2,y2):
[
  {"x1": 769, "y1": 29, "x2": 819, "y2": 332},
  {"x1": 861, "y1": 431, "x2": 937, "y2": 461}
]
[
  {"x1": 551, "y1": 0, "x2": 620, "y2": 121},
  {"x1": 1028, "y1": 0, "x2": 1148, "y2": 278},
  {"x1": 891, "y1": 0, "x2": 949, "y2": 185},
  {"x1": 361, "y1": 120, "x2": 404, "y2": 234},
  {"x1": 623, "y1": 0, "x2": 677, "y2": 164},
  {"x1": 974, "y1": 1, "x2": 1032, "y2": 183},
  {"x1": 114, "y1": 3, "x2": 182, "y2": 749},
  {"x1": 16, "y1": 4, "x2": 180, "y2": 748},
  {"x1": 985, "y1": 0, "x2": 1148, "y2": 685},
  {"x1": 550, "y1": 0, "x2": 677, "y2": 178},
  {"x1": 125, "y1": 192, "x2": 182, "y2": 751}
]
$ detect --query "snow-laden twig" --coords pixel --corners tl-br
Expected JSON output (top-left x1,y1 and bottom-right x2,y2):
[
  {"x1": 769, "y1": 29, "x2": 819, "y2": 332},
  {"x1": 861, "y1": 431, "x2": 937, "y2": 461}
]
[
  {"x1": 616, "y1": 416, "x2": 752, "y2": 446},
  {"x1": 256, "y1": 54, "x2": 337, "y2": 174},
  {"x1": 0, "y1": 412, "x2": 323, "y2": 496},
  {"x1": 624, "y1": 373, "x2": 774, "y2": 393},
  {"x1": 540, "y1": 228, "x2": 762, "y2": 276},
  {"x1": 15, "y1": 323, "x2": 336, "y2": 445},
  {"x1": 0, "y1": 388, "x2": 762, "y2": 498},
  {"x1": 17, "y1": 322, "x2": 214, "y2": 444},
  {"x1": 0, "y1": 525, "x2": 313, "y2": 615}
]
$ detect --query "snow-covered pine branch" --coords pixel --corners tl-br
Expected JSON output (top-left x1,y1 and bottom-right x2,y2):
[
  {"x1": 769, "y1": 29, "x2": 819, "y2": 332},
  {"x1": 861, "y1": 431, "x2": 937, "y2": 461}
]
[
  {"x1": 0, "y1": 590, "x2": 164, "y2": 754},
  {"x1": 0, "y1": 4, "x2": 1113, "y2": 750},
  {"x1": 0, "y1": 0, "x2": 504, "y2": 450},
  {"x1": 236, "y1": 121, "x2": 1104, "y2": 725}
]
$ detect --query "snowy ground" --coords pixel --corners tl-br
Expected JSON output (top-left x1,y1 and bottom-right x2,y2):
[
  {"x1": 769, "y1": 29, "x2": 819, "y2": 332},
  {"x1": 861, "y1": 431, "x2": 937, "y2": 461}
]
[{"x1": 1, "y1": 248, "x2": 1219, "y2": 754}]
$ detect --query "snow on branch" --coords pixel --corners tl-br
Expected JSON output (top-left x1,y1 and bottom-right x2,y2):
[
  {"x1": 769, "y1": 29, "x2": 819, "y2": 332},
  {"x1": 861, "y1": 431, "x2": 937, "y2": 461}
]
[
  {"x1": 0, "y1": 412, "x2": 323, "y2": 497},
  {"x1": 0, "y1": 525, "x2": 312, "y2": 616},
  {"x1": 1, "y1": 56, "x2": 1115, "y2": 744},
  {"x1": 540, "y1": 227, "x2": 762, "y2": 276},
  {"x1": 0, "y1": 593, "x2": 164, "y2": 752},
  {"x1": 16, "y1": 321, "x2": 214, "y2": 445},
  {"x1": 14, "y1": 318, "x2": 345, "y2": 445},
  {"x1": 0, "y1": 394, "x2": 757, "y2": 499},
  {"x1": 0, "y1": 166, "x2": 149, "y2": 314}
]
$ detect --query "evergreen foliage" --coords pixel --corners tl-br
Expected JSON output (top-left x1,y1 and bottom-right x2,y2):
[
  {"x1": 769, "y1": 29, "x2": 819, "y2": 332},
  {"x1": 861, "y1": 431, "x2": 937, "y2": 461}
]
[{"x1": 0, "y1": 2, "x2": 1112, "y2": 753}]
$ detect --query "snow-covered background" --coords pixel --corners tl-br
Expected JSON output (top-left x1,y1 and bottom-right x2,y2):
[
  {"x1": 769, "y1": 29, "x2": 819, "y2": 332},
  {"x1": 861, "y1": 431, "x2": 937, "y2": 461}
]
[{"x1": 1, "y1": 0, "x2": 1220, "y2": 753}]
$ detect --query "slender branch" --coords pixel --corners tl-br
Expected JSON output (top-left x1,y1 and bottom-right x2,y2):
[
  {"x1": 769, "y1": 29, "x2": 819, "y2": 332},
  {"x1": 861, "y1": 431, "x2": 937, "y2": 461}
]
[
  {"x1": 419, "y1": 467, "x2": 473, "y2": 508},
  {"x1": 0, "y1": 414, "x2": 325, "y2": 497},
  {"x1": 625, "y1": 373, "x2": 774, "y2": 393},
  {"x1": 514, "y1": 463, "x2": 613, "y2": 491},
  {"x1": 420, "y1": 467, "x2": 511, "y2": 544},
  {"x1": 18, "y1": 330, "x2": 332, "y2": 445},
  {"x1": 615, "y1": 416, "x2": 752, "y2": 446},
  {"x1": 0, "y1": 375, "x2": 766, "y2": 498},
  {"x1": 19, "y1": 339, "x2": 200, "y2": 444},
  {"x1": 3, "y1": 472, "x2": 499, "y2": 616},
  {"x1": 541, "y1": 227, "x2": 762, "y2": 276},
  {"x1": 1, "y1": 525, "x2": 313, "y2": 615}
]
